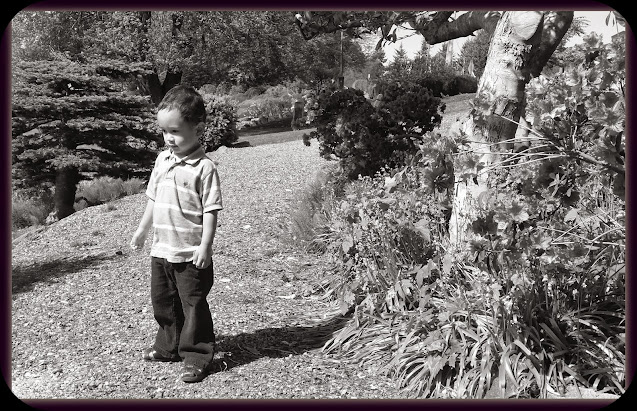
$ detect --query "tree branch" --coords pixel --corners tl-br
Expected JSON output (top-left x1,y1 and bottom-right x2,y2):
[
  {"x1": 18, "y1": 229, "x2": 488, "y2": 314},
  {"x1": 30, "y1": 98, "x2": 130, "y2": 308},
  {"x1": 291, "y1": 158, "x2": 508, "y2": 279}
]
[
  {"x1": 293, "y1": 10, "x2": 501, "y2": 44},
  {"x1": 529, "y1": 11, "x2": 574, "y2": 78},
  {"x1": 415, "y1": 11, "x2": 501, "y2": 44}
]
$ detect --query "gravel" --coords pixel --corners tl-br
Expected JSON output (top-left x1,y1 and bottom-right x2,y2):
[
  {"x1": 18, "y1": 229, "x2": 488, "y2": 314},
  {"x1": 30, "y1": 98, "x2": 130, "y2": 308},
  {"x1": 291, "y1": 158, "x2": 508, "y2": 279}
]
[{"x1": 11, "y1": 140, "x2": 402, "y2": 400}]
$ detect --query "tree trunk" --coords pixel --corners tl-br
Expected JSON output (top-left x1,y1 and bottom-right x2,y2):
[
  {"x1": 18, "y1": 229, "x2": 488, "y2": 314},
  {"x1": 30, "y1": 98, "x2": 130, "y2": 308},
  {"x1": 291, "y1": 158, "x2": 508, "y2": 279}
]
[
  {"x1": 448, "y1": 11, "x2": 573, "y2": 248},
  {"x1": 136, "y1": 10, "x2": 184, "y2": 106},
  {"x1": 143, "y1": 71, "x2": 183, "y2": 106},
  {"x1": 54, "y1": 166, "x2": 80, "y2": 220}
]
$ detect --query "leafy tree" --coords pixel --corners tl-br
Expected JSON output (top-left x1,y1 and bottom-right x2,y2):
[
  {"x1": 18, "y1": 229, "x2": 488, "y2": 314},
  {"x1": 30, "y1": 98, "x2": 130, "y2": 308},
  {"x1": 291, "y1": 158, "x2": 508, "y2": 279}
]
[
  {"x1": 296, "y1": 31, "x2": 367, "y2": 90},
  {"x1": 12, "y1": 58, "x2": 160, "y2": 219},
  {"x1": 11, "y1": 10, "x2": 182, "y2": 105},
  {"x1": 11, "y1": 10, "x2": 98, "y2": 61},
  {"x1": 11, "y1": 10, "x2": 368, "y2": 103}
]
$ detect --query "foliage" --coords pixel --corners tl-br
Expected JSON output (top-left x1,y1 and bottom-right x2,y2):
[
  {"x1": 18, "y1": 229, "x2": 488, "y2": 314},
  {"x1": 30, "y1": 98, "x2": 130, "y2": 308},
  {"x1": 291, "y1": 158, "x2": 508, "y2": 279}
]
[
  {"x1": 295, "y1": 31, "x2": 368, "y2": 90},
  {"x1": 442, "y1": 75, "x2": 478, "y2": 96},
  {"x1": 457, "y1": 29, "x2": 491, "y2": 79},
  {"x1": 11, "y1": 10, "x2": 367, "y2": 102},
  {"x1": 304, "y1": 82, "x2": 445, "y2": 179},
  {"x1": 75, "y1": 176, "x2": 147, "y2": 210},
  {"x1": 310, "y1": 34, "x2": 625, "y2": 398},
  {"x1": 12, "y1": 191, "x2": 55, "y2": 230},
  {"x1": 12, "y1": 58, "x2": 160, "y2": 219},
  {"x1": 199, "y1": 94, "x2": 238, "y2": 151},
  {"x1": 384, "y1": 44, "x2": 477, "y2": 98},
  {"x1": 245, "y1": 97, "x2": 291, "y2": 122},
  {"x1": 288, "y1": 164, "x2": 348, "y2": 252}
]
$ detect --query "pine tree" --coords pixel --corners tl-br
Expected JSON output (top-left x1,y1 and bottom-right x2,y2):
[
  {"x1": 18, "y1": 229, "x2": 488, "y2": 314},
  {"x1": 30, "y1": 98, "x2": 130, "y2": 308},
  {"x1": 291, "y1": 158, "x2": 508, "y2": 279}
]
[
  {"x1": 12, "y1": 58, "x2": 160, "y2": 220},
  {"x1": 385, "y1": 44, "x2": 411, "y2": 82},
  {"x1": 411, "y1": 41, "x2": 431, "y2": 77},
  {"x1": 458, "y1": 29, "x2": 492, "y2": 79}
]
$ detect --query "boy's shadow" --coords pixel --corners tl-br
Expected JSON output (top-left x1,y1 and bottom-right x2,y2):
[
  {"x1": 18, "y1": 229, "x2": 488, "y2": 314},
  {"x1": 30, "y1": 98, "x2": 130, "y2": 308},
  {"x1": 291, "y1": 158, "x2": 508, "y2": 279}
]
[{"x1": 210, "y1": 314, "x2": 351, "y2": 372}]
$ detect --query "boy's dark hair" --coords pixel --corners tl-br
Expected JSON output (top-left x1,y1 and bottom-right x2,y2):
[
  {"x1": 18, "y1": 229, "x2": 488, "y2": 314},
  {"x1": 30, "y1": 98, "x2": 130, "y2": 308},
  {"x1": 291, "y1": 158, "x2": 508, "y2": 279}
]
[{"x1": 157, "y1": 85, "x2": 206, "y2": 124}]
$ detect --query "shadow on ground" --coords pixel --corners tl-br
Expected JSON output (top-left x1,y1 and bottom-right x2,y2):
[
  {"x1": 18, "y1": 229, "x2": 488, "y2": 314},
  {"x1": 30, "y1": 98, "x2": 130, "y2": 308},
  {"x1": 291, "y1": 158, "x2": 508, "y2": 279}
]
[
  {"x1": 211, "y1": 314, "x2": 351, "y2": 373},
  {"x1": 12, "y1": 254, "x2": 117, "y2": 294},
  {"x1": 229, "y1": 141, "x2": 252, "y2": 148}
]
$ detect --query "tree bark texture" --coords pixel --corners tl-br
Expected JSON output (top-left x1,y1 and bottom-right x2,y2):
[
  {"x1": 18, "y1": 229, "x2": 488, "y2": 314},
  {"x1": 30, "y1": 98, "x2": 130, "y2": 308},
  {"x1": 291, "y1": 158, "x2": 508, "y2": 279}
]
[{"x1": 448, "y1": 11, "x2": 573, "y2": 248}]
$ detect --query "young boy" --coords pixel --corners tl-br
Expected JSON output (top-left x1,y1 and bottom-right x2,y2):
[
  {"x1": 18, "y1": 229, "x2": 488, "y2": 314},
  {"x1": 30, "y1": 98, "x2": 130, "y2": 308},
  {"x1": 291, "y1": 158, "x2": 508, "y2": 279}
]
[{"x1": 130, "y1": 85, "x2": 222, "y2": 383}]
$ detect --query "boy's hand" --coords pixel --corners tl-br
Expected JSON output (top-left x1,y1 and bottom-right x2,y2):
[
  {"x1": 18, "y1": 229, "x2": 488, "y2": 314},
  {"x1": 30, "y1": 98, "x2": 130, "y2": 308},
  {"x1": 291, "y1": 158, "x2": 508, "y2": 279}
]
[
  {"x1": 130, "y1": 230, "x2": 147, "y2": 250},
  {"x1": 192, "y1": 244, "x2": 212, "y2": 269}
]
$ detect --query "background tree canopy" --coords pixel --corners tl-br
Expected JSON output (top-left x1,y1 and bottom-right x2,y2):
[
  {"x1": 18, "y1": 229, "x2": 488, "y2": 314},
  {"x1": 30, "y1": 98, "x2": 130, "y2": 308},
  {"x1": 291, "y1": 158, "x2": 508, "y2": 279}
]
[{"x1": 11, "y1": 10, "x2": 368, "y2": 103}]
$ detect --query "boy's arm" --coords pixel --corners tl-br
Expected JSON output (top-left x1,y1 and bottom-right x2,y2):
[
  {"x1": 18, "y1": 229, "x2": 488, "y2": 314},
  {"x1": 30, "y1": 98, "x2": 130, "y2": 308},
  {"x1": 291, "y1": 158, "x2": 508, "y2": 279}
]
[
  {"x1": 130, "y1": 199, "x2": 154, "y2": 250},
  {"x1": 192, "y1": 210, "x2": 218, "y2": 269}
]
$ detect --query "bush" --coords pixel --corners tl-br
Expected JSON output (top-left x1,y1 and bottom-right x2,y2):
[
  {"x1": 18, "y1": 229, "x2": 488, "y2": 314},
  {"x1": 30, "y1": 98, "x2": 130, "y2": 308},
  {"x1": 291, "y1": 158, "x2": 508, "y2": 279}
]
[
  {"x1": 263, "y1": 84, "x2": 291, "y2": 98},
  {"x1": 305, "y1": 82, "x2": 445, "y2": 179},
  {"x1": 228, "y1": 84, "x2": 247, "y2": 96},
  {"x1": 75, "y1": 176, "x2": 146, "y2": 210},
  {"x1": 200, "y1": 95, "x2": 238, "y2": 151},
  {"x1": 243, "y1": 85, "x2": 267, "y2": 99},
  {"x1": 443, "y1": 75, "x2": 478, "y2": 95},
  {"x1": 412, "y1": 75, "x2": 447, "y2": 97},
  {"x1": 245, "y1": 96, "x2": 291, "y2": 121},
  {"x1": 12, "y1": 191, "x2": 54, "y2": 229}
]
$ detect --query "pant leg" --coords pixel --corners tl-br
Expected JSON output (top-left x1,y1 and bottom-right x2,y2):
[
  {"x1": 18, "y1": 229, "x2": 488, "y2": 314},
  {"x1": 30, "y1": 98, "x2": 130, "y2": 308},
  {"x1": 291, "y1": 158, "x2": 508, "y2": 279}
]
[
  {"x1": 150, "y1": 257, "x2": 184, "y2": 359},
  {"x1": 173, "y1": 260, "x2": 215, "y2": 369}
]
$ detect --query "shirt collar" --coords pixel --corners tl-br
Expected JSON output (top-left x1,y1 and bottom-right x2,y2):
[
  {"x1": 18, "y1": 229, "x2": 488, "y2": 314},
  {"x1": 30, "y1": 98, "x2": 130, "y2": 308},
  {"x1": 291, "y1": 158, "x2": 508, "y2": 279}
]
[{"x1": 168, "y1": 145, "x2": 206, "y2": 165}]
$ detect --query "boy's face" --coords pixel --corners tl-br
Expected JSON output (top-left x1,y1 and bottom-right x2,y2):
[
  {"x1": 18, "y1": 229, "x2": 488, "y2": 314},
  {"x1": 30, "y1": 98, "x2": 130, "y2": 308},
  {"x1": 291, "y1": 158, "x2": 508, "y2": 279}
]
[{"x1": 157, "y1": 108, "x2": 203, "y2": 158}]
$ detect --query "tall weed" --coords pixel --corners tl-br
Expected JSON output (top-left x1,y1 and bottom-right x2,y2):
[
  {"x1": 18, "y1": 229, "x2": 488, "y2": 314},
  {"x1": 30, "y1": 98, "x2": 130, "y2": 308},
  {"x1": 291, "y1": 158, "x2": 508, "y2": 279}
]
[{"x1": 288, "y1": 164, "x2": 346, "y2": 253}]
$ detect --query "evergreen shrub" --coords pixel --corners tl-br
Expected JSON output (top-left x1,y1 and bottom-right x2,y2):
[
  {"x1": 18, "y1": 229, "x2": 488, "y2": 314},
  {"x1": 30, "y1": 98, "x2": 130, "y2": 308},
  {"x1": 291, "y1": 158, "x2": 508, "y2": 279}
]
[{"x1": 305, "y1": 81, "x2": 445, "y2": 179}]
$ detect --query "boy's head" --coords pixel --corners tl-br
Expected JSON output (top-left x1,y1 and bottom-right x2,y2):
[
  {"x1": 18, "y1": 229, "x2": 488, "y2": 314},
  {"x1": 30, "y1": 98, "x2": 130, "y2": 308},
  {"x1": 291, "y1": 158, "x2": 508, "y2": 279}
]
[
  {"x1": 158, "y1": 85, "x2": 206, "y2": 125},
  {"x1": 157, "y1": 85, "x2": 206, "y2": 157}
]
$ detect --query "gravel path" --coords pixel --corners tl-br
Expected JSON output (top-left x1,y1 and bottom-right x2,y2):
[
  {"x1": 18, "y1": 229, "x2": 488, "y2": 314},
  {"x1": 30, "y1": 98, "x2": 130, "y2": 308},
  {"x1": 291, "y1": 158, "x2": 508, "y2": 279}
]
[{"x1": 10, "y1": 140, "x2": 402, "y2": 400}]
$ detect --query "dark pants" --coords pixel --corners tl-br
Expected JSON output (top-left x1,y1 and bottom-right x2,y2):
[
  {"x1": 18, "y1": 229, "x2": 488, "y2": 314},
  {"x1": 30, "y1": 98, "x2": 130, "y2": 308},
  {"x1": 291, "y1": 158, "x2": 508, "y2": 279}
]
[{"x1": 150, "y1": 257, "x2": 215, "y2": 369}]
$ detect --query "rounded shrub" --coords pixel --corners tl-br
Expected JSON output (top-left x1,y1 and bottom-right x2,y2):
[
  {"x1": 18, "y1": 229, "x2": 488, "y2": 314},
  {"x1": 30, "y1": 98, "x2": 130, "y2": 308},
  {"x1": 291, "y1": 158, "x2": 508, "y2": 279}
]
[
  {"x1": 306, "y1": 81, "x2": 445, "y2": 179},
  {"x1": 200, "y1": 95, "x2": 238, "y2": 151}
]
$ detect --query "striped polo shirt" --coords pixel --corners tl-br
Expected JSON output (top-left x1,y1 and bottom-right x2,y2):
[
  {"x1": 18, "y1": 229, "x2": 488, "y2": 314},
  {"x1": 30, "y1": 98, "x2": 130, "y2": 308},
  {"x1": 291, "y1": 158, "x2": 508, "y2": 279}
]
[{"x1": 146, "y1": 146, "x2": 223, "y2": 263}]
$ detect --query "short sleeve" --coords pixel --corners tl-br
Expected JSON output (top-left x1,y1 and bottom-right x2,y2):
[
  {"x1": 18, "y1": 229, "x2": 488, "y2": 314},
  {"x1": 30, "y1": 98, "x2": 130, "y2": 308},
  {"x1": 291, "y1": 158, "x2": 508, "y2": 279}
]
[
  {"x1": 201, "y1": 166, "x2": 223, "y2": 213},
  {"x1": 145, "y1": 153, "x2": 163, "y2": 201}
]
